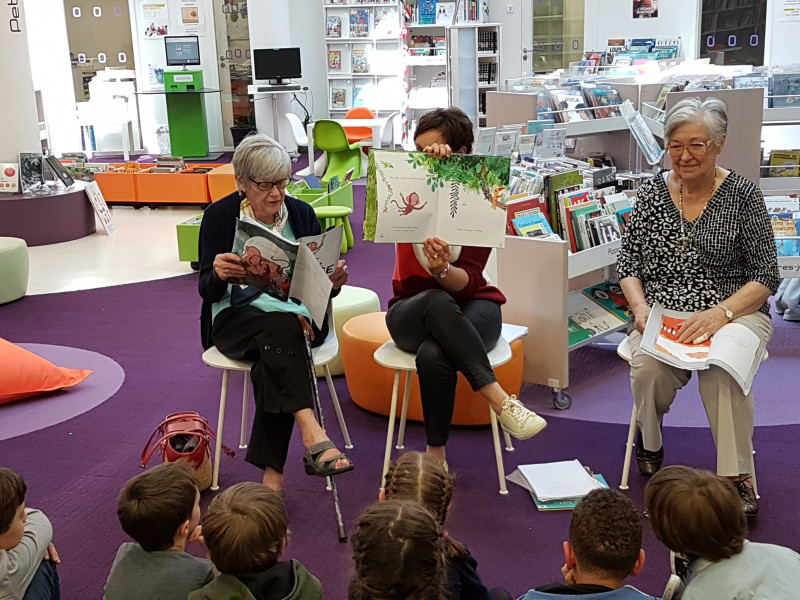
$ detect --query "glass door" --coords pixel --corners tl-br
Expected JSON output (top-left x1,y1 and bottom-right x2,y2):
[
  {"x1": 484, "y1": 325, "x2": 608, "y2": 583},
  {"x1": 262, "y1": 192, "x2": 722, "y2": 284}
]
[{"x1": 531, "y1": 0, "x2": 584, "y2": 74}]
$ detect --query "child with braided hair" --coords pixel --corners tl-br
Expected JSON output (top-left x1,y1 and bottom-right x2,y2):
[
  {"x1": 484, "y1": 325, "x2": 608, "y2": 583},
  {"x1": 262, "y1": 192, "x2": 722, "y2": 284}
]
[
  {"x1": 382, "y1": 452, "x2": 512, "y2": 600},
  {"x1": 349, "y1": 499, "x2": 447, "y2": 600}
]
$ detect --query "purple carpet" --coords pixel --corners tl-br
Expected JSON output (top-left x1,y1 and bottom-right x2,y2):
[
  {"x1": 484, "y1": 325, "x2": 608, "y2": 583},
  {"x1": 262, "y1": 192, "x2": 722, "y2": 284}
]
[{"x1": 1, "y1": 179, "x2": 798, "y2": 599}]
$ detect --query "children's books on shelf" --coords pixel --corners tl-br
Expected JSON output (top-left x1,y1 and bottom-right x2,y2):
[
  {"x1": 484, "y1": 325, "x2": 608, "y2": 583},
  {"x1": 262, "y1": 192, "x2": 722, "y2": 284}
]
[
  {"x1": 511, "y1": 212, "x2": 558, "y2": 240},
  {"x1": 588, "y1": 87, "x2": 623, "y2": 118},
  {"x1": 353, "y1": 82, "x2": 373, "y2": 107},
  {"x1": 331, "y1": 87, "x2": 346, "y2": 108},
  {"x1": 474, "y1": 127, "x2": 496, "y2": 155},
  {"x1": 506, "y1": 194, "x2": 550, "y2": 234},
  {"x1": 328, "y1": 50, "x2": 342, "y2": 71},
  {"x1": 0, "y1": 163, "x2": 19, "y2": 193},
  {"x1": 365, "y1": 149, "x2": 511, "y2": 247},
  {"x1": 373, "y1": 6, "x2": 397, "y2": 37},
  {"x1": 551, "y1": 90, "x2": 591, "y2": 123},
  {"x1": 567, "y1": 293, "x2": 626, "y2": 347},
  {"x1": 493, "y1": 130, "x2": 519, "y2": 156},
  {"x1": 769, "y1": 73, "x2": 800, "y2": 108},
  {"x1": 418, "y1": 0, "x2": 437, "y2": 24},
  {"x1": 582, "y1": 281, "x2": 630, "y2": 322},
  {"x1": 435, "y1": 1, "x2": 455, "y2": 25},
  {"x1": 349, "y1": 9, "x2": 370, "y2": 37},
  {"x1": 352, "y1": 48, "x2": 370, "y2": 73},
  {"x1": 327, "y1": 16, "x2": 342, "y2": 38},
  {"x1": 768, "y1": 150, "x2": 800, "y2": 177}
]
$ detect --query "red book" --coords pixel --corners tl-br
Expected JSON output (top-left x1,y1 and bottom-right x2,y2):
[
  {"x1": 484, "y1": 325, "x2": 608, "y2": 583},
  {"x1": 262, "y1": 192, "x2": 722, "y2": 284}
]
[{"x1": 506, "y1": 194, "x2": 550, "y2": 235}]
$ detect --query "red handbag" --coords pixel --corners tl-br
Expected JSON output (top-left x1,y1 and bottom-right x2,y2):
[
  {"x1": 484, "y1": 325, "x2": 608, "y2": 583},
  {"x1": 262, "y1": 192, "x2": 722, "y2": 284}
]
[{"x1": 140, "y1": 411, "x2": 234, "y2": 491}]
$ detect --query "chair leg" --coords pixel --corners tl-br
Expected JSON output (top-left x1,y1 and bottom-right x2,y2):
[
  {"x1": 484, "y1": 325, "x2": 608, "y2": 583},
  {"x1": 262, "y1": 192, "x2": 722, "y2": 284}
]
[
  {"x1": 490, "y1": 409, "x2": 509, "y2": 495},
  {"x1": 239, "y1": 371, "x2": 250, "y2": 450},
  {"x1": 212, "y1": 369, "x2": 230, "y2": 492},
  {"x1": 338, "y1": 219, "x2": 348, "y2": 255},
  {"x1": 381, "y1": 370, "x2": 402, "y2": 492},
  {"x1": 396, "y1": 371, "x2": 412, "y2": 450},
  {"x1": 749, "y1": 447, "x2": 759, "y2": 499},
  {"x1": 504, "y1": 430, "x2": 514, "y2": 452},
  {"x1": 620, "y1": 401, "x2": 639, "y2": 490},
  {"x1": 343, "y1": 216, "x2": 355, "y2": 249},
  {"x1": 324, "y1": 364, "x2": 353, "y2": 449}
]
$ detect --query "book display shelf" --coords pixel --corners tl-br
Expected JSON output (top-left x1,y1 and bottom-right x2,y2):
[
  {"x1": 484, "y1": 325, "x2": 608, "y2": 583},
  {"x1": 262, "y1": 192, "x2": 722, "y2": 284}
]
[{"x1": 448, "y1": 23, "x2": 502, "y2": 129}]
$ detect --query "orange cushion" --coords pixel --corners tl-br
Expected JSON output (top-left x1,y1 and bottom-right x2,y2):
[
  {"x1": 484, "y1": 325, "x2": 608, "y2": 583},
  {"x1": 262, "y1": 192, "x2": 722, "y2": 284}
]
[{"x1": 0, "y1": 338, "x2": 93, "y2": 404}]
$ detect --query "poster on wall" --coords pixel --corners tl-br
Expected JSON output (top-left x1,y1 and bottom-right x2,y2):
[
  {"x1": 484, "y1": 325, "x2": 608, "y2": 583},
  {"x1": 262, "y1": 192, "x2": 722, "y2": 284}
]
[
  {"x1": 633, "y1": 0, "x2": 658, "y2": 19},
  {"x1": 780, "y1": 0, "x2": 800, "y2": 21},
  {"x1": 140, "y1": 2, "x2": 170, "y2": 39},
  {"x1": 178, "y1": 0, "x2": 207, "y2": 36}
]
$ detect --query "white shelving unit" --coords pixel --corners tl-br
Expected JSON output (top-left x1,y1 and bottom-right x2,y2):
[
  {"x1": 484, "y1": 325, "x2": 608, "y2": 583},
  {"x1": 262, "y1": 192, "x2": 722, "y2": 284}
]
[
  {"x1": 405, "y1": 19, "x2": 450, "y2": 144},
  {"x1": 448, "y1": 23, "x2": 502, "y2": 128},
  {"x1": 759, "y1": 105, "x2": 800, "y2": 200}
]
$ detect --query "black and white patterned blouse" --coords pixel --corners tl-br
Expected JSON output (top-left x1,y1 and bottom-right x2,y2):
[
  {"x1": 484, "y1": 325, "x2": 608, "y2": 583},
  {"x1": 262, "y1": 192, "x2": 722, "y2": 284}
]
[{"x1": 617, "y1": 169, "x2": 779, "y2": 325}]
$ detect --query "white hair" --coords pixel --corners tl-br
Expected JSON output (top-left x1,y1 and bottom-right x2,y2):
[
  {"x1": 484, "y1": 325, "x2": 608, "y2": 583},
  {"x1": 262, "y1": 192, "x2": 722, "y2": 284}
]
[
  {"x1": 664, "y1": 97, "x2": 728, "y2": 145},
  {"x1": 232, "y1": 133, "x2": 291, "y2": 183}
]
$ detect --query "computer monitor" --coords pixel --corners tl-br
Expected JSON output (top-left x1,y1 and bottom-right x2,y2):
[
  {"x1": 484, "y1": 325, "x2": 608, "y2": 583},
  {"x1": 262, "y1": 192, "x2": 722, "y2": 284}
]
[
  {"x1": 165, "y1": 36, "x2": 201, "y2": 67},
  {"x1": 253, "y1": 47, "x2": 302, "y2": 84}
]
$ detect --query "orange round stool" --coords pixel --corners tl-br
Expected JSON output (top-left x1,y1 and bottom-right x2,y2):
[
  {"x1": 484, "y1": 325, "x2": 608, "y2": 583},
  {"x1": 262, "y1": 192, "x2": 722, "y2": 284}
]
[{"x1": 341, "y1": 312, "x2": 524, "y2": 426}]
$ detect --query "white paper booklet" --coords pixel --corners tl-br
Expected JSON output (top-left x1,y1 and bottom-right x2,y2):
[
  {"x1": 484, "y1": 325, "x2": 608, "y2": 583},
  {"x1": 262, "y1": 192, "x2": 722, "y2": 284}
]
[
  {"x1": 640, "y1": 302, "x2": 767, "y2": 395},
  {"x1": 518, "y1": 459, "x2": 606, "y2": 502},
  {"x1": 365, "y1": 149, "x2": 511, "y2": 247},
  {"x1": 474, "y1": 127, "x2": 496, "y2": 155}
]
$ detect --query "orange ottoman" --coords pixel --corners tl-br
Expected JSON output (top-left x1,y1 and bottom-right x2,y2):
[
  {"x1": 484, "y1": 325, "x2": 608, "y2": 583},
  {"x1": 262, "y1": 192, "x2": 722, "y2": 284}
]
[
  {"x1": 207, "y1": 163, "x2": 237, "y2": 202},
  {"x1": 341, "y1": 312, "x2": 524, "y2": 426}
]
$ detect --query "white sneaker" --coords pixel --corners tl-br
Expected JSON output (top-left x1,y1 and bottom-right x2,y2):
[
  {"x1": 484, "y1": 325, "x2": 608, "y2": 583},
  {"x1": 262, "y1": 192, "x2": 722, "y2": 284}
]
[{"x1": 498, "y1": 395, "x2": 547, "y2": 440}]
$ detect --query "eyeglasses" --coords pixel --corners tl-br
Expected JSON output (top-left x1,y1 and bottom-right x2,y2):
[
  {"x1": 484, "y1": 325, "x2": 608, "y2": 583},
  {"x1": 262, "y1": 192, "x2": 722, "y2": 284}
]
[
  {"x1": 665, "y1": 140, "x2": 713, "y2": 157},
  {"x1": 249, "y1": 177, "x2": 290, "y2": 192}
]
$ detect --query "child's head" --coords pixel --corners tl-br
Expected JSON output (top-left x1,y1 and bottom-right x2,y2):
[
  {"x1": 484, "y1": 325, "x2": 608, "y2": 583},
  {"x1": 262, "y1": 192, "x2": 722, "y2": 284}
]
[
  {"x1": 350, "y1": 500, "x2": 446, "y2": 600},
  {"x1": 0, "y1": 468, "x2": 27, "y2": 550},
  {"x1": 568, "y1": 488, "x2": 644, "y2": 584},
  {"x1": 383, "y1": 451, "x2": 452, "y2": 526},
  {"x1": 202, "y1": 482, "x2": 287, "y2": 574},
  {"x1": 645, "y1": 465, "x2": 746, "y2": 562},
  {"x1": 117, "y1": 461, "x2": 200, "y2": 552},
  {"x1": 414, "y1": 107, "x2": 474, "y2": 154}
]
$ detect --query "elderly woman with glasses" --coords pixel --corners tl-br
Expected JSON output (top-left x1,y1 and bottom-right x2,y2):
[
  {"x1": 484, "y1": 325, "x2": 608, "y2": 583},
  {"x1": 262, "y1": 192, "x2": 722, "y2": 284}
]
[
  {"x1": 617, "y1": 97, "x2": 778, "y2": 516},
  {"x1": 198, "y1": 134, "x2": 353, "y2": 493}
]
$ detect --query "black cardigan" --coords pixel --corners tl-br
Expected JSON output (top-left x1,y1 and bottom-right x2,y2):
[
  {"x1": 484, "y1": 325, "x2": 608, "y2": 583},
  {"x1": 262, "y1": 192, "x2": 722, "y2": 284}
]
[{"x1": 198, "y1": 192, "x2": 323, "y2": 350}]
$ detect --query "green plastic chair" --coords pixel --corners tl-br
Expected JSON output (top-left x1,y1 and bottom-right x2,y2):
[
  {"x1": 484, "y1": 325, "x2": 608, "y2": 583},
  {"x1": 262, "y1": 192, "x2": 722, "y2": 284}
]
[
  {"x1": 313, "y1": 120, "x2": 362, "y2": 186},
  {"x1": 313, "y1": 205, "x2": 354, "y2": 255}
]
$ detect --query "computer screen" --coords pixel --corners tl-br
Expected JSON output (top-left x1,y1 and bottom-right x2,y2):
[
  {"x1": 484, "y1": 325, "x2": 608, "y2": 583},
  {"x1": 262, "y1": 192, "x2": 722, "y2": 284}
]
[
  {"x1": 253, "y1": 47, "x2": 302, "y2": 84},
  {"x1": 165, "y1": 36, "x2": 201, "y2": 67}
]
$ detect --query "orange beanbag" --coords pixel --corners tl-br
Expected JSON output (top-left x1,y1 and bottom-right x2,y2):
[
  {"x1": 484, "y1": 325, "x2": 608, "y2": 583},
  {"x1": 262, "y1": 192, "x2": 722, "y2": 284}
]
[{"x1": 0, "y1": 338, "x2": 93, "y2": 404}]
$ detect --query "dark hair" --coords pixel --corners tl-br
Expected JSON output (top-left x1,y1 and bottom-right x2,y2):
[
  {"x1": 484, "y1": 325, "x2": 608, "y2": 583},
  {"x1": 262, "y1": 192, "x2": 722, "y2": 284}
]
[
  {"x1": 117, "y1": 462, "x2": 198, "y2": 552},
  {"x1": 350, "y1": 500, "x2": 447, "y2": 600},
  {"x1": 645, "y1": 466, "x2": 746, "y2": 562},
  {"x1": 0, "y1": 468, "x2": 26, "y2": 535},
  {"x1": 414, "y1": 107, "x2": 474, "y2": 152},
  {"x1": 202, "y1": 483, "x2": 287, "y2": 573},
  {"x1": 383, "y1": 451, "x2": 467, "y2": 561},
  {"x1": 569, "y1": 488, "x2": 642, "y2": 581}
]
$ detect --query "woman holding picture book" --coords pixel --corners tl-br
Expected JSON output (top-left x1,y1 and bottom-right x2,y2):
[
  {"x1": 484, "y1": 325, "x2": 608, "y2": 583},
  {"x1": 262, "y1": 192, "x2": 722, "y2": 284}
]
[
  {"x1": 385, "y1": 108, "x2": 548, "y2": 469},
  {"x1": 198, "y1": 134, "x2": 353, "y2": 493},
  {"x1": 617, "y1": 97, "x2": 778, "y2": 516}
]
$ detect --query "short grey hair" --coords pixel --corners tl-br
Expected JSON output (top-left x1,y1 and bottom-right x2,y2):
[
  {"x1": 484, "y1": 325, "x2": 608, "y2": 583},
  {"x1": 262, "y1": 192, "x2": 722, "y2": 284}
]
[
  {"x1": 232, "y1": 133, "x2": 291, "y2": 183},
  {"x1": 664, "y1": 97, "x2": 728, "y2": 145}
]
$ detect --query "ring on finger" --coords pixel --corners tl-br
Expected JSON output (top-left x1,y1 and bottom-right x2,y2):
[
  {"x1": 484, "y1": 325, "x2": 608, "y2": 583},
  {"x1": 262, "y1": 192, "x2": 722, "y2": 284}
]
[{"x1": 225, "y1": 268, "x2": 229, "y2": 274}]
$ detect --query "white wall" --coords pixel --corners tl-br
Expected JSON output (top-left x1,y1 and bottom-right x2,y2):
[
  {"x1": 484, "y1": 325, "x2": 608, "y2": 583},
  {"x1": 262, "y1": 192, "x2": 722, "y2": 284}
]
[
  {"x1": 128, "y1": 0, "x2": 224, "y2": 154},
  {"x1": 584, "y1": 0, "x2": 701, "y2": 60},
  {"x1": 24, "y1": 0, "x2": 81, "y2": 156},
  {"x1": 487, "y1": 0, "x2": 526, "y2": 85},
  {"x1": 765, "y1": 0, "x2": 800, "y2": 66}
]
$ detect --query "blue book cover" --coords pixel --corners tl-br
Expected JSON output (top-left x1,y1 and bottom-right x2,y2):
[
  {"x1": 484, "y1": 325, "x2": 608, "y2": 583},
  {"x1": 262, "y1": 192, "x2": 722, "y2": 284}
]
[
  {"x1": 512, "y1": 212, "x2": 555, "y2": 238},
  {"x1": 418, "y1": 0, "x2": 437, "y2": 25},
  {"x1": 531, "y1": 474, "x2": 609, "y2": 511}
]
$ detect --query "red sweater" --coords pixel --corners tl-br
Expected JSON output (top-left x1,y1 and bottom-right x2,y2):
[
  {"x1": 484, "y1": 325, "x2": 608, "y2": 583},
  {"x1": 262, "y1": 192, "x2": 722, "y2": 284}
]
[{"x1": 388, "y1": 243, "x2": 507, "y2": 308}]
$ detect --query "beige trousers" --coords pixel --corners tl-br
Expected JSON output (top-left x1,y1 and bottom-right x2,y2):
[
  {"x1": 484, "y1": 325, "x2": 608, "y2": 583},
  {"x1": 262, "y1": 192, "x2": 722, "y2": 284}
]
[{"x1": 628, "y1": 311, "x2": 773, "y2": 477}]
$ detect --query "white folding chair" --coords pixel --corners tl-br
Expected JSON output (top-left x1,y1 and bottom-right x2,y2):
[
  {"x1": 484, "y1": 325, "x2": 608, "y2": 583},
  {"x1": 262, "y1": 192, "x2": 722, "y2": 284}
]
[
  {"x1": 376, "y1": 324, "x2": 527, "y2": 495},
  {"x1": 617, "y1": 336, "x2": 760, "y2": 497},
  {"x1": 202, "y1": 308, "x2": 352, "y2": 491}
]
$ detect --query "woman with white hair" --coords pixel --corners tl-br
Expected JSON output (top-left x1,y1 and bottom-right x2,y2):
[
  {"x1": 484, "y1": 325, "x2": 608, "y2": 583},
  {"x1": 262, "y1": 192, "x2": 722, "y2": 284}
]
[
  {"x1": 617, "y1": 97, "x2": 778, "y2": 516},
  {"x1": 198, "y1": 134, "x2": 353, "y2": 493}
]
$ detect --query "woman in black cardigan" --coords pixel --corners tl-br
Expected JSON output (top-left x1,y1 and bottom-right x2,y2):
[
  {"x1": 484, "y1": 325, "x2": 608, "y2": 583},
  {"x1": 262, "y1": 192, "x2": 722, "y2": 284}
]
[{"x1": 198, "y1": 134, "x2": 353, "y2": 492}]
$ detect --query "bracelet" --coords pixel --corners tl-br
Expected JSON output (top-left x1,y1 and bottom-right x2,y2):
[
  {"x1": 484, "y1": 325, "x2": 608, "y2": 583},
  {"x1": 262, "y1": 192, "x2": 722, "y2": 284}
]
[{"x1": 436, "y1": 263, "x2": 450, "y2": 280}]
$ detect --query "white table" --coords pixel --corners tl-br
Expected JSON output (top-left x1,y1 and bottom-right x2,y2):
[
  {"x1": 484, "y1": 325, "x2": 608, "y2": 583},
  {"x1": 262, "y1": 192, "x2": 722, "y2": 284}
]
[{"x1": 306, "y1": 113, "x2": 398, "y2": 173}]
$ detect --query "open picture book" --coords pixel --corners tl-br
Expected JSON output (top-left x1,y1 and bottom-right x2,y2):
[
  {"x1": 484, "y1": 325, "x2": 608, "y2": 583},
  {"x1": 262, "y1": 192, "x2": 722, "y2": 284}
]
[
  {"x1": 640, "y1": 302, "x2": 767, "y2": 395},
  {"x1": 232, "y1": 217, "x2": 343, "y2": 327},
  {"x1": 364, "y1": 149, "x2": 511, "y2": 247}
]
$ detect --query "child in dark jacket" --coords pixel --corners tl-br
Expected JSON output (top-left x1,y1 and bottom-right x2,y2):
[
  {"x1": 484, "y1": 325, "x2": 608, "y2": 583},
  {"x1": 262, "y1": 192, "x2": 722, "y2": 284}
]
[{"x1": 189, "y1": 483, "x2": 321, "y2": 600}]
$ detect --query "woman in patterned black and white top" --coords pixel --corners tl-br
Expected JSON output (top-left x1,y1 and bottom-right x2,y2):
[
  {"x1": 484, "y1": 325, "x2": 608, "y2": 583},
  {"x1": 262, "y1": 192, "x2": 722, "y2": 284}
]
[{"x1": 617, "y1": 97, "x2": 778, "y2": 516}]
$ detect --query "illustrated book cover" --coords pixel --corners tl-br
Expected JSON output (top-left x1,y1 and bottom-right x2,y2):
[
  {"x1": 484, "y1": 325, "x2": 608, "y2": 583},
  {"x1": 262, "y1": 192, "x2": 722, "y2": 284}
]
[
  {"x1": 364, "y1": 149, "x2": 511, "y2": 247},
  {"x1": 328, "y1": 50, "x2": 342, "y2": 71},
  {"x1": 331, "y1": 87, "x2": 346, "y2": 108},
  {"x1": 19, "y1": 152, "x2": 44, "y2": 192},
  {"x1": 418, "y1": 0, "x2": 438, "y2": 25},
  {"x1": 349, "y1": 9, "x2": 370, "y2": 37},
  {"x1": 0, "y1": 163, "x2": 19, "y2": 193},
  {"x1": 768, "y1": 150, "x2": 800, "y2": 177},
  {"x1": 769, "y1": 73, "x2": 800, "y2": 108},
  {"x1": 326, "y1": 16, "x2": 342, "y2": 38},
  {"x1": 640, "y1": 302, "x2": 767, "y2": 395},
  {"x1": 84, "y1": 182, "x2": 116, "y2": 235},
  {"x1": 582, "y1": 281, "x2": 630, "y2": 321},
  {"x1": 567, "y1": 292, "x2": 626, "y2": 347},
  {"x1": 352, "y1": 48, "x2": 369, "y2": 73},
  {"x1": 232, "y1": 217, "x2": 343, "y2": 327}
]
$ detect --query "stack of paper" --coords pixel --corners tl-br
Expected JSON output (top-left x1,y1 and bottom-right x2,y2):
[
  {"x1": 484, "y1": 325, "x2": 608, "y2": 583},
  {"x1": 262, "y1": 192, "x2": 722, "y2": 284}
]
[{"x1": 518, "y1": 459, "x2": 607, "y2": 502}]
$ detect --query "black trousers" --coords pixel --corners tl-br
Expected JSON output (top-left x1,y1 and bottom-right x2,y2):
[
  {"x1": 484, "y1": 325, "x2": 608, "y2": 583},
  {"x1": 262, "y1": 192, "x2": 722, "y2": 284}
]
[
  {"x1": 385, "y1": 289, "x2": 501, "y2": 447},
  {"x1": 212, "y1": 306, "x2": 326, "y2": 473}
]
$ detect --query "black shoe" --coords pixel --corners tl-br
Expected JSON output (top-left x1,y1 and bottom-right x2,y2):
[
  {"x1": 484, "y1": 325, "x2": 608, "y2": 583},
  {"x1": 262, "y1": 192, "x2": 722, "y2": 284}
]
[
  {"x1": 635, "y1": 430, "x2": 663, "y2": 476},
  {"x1": 733, "y1": 478, "x2": 758, "y2": 517}
]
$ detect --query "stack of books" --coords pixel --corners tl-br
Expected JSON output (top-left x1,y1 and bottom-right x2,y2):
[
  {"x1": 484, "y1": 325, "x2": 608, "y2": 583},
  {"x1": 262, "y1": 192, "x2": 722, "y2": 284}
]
[{"x1": 517, "y1": 459, "x2": 609, "y2": 511}]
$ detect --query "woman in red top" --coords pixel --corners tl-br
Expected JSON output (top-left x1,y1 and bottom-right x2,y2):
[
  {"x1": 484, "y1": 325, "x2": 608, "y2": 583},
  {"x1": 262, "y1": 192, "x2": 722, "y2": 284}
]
[{"x1": 386, "y1": 108, "x2": 547, "y2": 465}]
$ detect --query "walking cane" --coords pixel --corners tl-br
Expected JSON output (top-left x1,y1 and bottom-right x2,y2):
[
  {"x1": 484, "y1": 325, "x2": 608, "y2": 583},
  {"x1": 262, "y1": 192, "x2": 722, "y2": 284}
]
[{"x1": 302, "y1": 329, "x2": 348, "y2": 542}]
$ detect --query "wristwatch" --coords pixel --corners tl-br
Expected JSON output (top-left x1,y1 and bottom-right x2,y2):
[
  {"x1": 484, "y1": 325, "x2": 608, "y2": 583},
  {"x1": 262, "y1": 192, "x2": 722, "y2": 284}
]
[{"x1": 717, "y1": 304, "x2": 734, "y2": 320}]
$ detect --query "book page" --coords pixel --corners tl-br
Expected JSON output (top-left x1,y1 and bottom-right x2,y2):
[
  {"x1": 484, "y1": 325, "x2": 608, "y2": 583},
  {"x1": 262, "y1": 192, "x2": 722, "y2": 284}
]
[
  {"x1": 707, "y1": 322, "x2": 765, "y2": 395},
  {"x1": 640, "y1": 303, "x2": 710, "y2": 370},
  {"x1": 518, "y1": 459, "x2": 604, "y2": 502}
]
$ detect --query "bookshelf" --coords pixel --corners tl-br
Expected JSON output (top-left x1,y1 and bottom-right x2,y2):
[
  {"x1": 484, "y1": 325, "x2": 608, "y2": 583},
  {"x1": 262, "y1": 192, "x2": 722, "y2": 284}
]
[
  {"x1": 323, "y1": 1, "x2": 405, "y2": 117},
  {"x1": 448, "y1": 23, "x2": 502, "y2": 128}
]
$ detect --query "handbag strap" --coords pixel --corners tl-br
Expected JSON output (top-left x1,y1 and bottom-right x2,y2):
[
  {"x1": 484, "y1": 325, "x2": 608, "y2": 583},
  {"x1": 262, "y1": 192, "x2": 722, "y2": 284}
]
[
  {"x1": 140, "y1": 427, "x2": 235, "y2": 468},
  {"x1": 140, "y1": 411, "x2": 212, "y2": 460}
]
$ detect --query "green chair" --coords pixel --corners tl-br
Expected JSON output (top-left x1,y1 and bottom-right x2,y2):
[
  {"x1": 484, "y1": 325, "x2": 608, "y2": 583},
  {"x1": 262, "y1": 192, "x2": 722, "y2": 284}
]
[
  {"x1": 313, "y1": 120, "x2": 362, "y2": 186},
  {"x1": 313, "y1": 205, "x2": 354, "y2": 255}
]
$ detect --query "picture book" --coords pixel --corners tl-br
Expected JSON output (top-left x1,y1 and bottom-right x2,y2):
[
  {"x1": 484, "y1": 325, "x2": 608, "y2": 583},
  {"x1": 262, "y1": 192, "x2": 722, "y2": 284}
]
[
  {"x1": 551, "y1": 90, "x2": 591, "y2": 123},
  {"x1": 531, "y1": 473, "x2": 609, "y2": 511},
  {"x1": 768, "y1": 150, "x2": 800, "y2": 177},
  {"x1": 492, "y1": 130, "x2": 519, "y2": 156},
  {"x1": 518, "y1": 459, "x2": 607, "y2": 503},
  {"x1": 19, "y1": 152, "x2": 44, "y2": 192},
  {"x1": 328, "y1": 50, "x2": 342, "y2": 70},
  {"x1": 232, "y1": 217, "x2": 343, "y2": 327},
  {"x1": 418, "y1": 0, "x2": 437, "y2": 25},
  {"x1": 373, "y1": 7, "x2": 397, "y2": 37},
  {"x1": 765, "y1": 196, "x2": 800, "y2": 213},
  {"x1": 331, "y1": 87, "x2": 346, "y2": 108},
  {"x1": 44, "y1": 155, "x2": 75, "y2": 188},
  {"x1": 640, "y1": 302, "x2": 767, "y2": 395},
  {"x1": 518, "y1": 134, "x2": 536, "y2": 158},
  {"x1": 352, "y1": 48, "x2": 369, "y2": 73},
  {"x1": 776, "y1": 235, "x2": 800, "y2": 257},
  {"x1": 474, "y1": 127, "x2": 496, "y2": 155},
  {"x1": 365, "y1": 149, "x2": 511, "y2": 247},
  {"x1": 582, "y1": 281, "x2": 630, "y2": 322},
  {"x1": 508, "y1": 193, "x2": 549, "y2": 232},
  {"x1": 566, "y1": 200, "x2": 601, "y2": 252},
  {"x1": 616, "y1": 206, "x2": 633, "y2": 232},
  {"x1": 770, "y1": 212, "x2": 797, "y2": 246},
  {"x1": 349, "y1": 9, "x2": 370, "y2": 37},
  {"x1": 568, "y1": 317, "x2": 593, "y2": 346},
  {"x1": 512, "y1": 212, "x2": 558, "y2": 240},
  {"x1": 567, "y1": 292, "x2": 626, "y2": 346},
  {"x1": 733, "y1": 74, "x2": 767, "y2": 91},
  {"x1": 0, "y1": 163, "x2": 19, "y2": 193},
  {"x1": 435, "y1": 1, "x2": 455, "y2": 25},
  {"x1": 84, "y1": 182, "x2": 116, "y2": 235},
  {"x1": 353, "y1": 82, "x2": 373, "y2": 107},
  {"x1": 769, "y1": 73, "x2": 800, "y2": 108},
  {"x1": 587, "y1": 214, "x2": 622, "y2": 246},
  {"x1": 326, "y1": 15, "x2": 342, "y2": 38},
  {"x1": 590, "y1": 87, "x2": 623, "y2": 118}
]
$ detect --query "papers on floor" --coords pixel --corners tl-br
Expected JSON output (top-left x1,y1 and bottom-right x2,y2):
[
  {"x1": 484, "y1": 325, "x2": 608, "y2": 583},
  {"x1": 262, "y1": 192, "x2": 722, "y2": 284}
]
[{"x1": 516, "y1": 459, "x2": 607, "y2": 502}]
